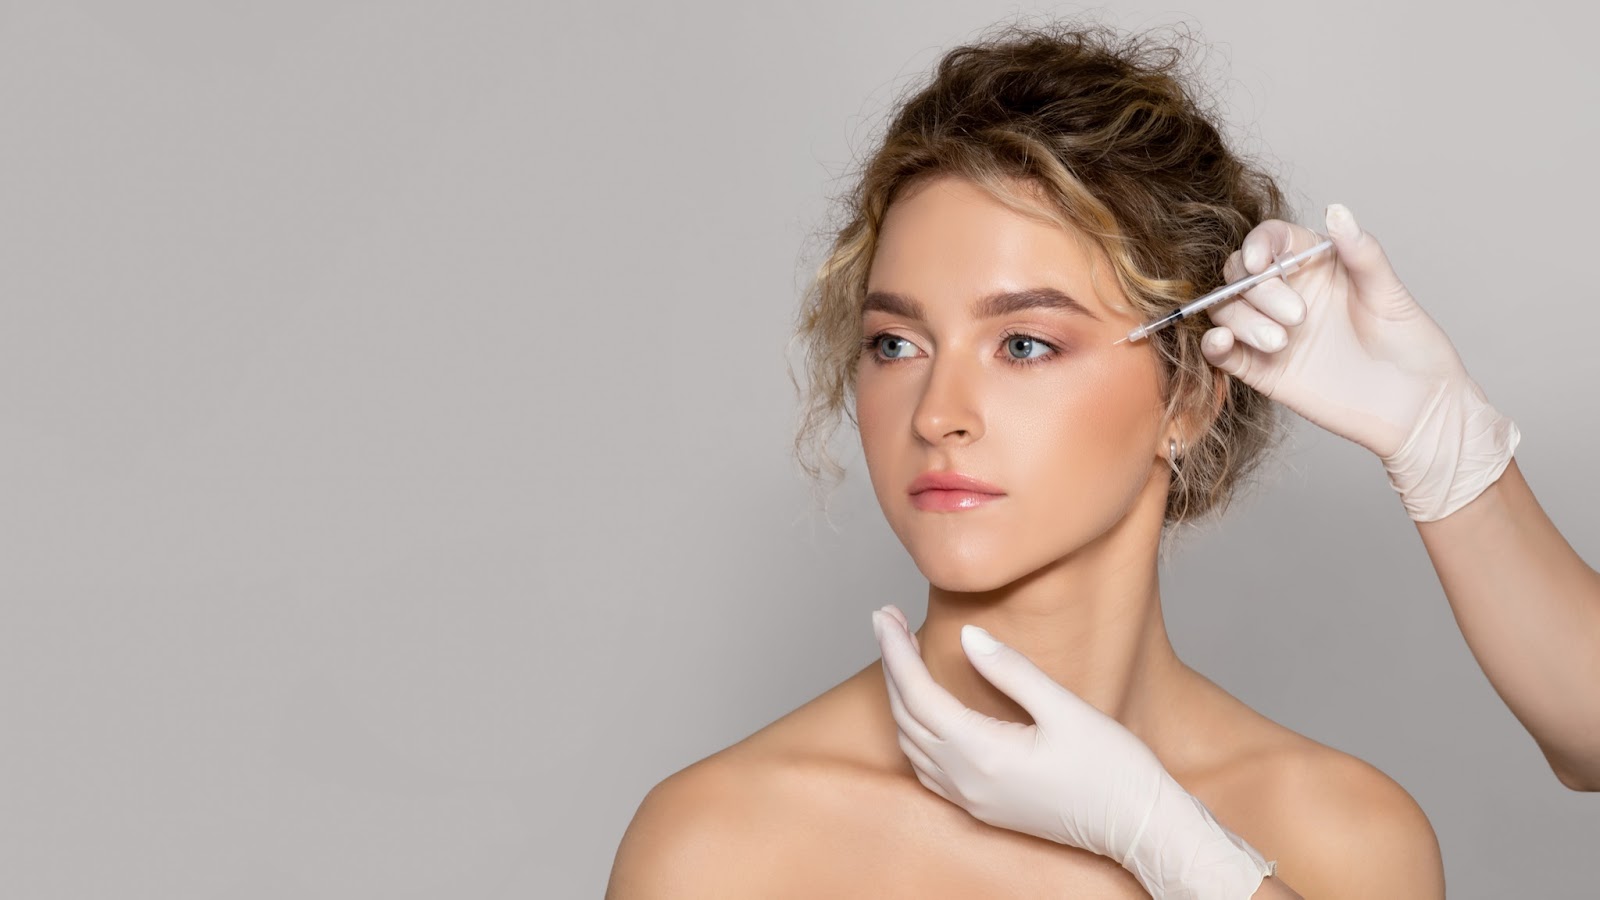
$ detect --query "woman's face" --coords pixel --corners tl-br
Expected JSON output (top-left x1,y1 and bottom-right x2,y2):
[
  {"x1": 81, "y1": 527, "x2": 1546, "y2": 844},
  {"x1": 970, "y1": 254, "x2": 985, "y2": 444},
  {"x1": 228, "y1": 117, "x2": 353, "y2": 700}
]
[{"x1": 856, "y1": 174, "x2": 1170, "y2": 591}]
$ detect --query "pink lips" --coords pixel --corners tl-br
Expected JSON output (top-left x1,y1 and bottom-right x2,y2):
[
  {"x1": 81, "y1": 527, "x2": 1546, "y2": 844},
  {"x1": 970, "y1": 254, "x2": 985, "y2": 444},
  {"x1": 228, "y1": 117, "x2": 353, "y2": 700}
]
[{"x1": 908, "y1": 471, "x2": 1006, "y2": 512}]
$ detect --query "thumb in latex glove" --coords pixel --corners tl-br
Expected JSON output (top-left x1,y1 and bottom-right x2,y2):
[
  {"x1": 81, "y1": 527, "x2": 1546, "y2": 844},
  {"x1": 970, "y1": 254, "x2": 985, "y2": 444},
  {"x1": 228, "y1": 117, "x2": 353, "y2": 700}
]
[
  {"x1": 1200, "y1": 204, "x2": 1518, "y2": 521},
  {"x1": 871, "y1": 605, "x2": 1275, "y2": 899}
]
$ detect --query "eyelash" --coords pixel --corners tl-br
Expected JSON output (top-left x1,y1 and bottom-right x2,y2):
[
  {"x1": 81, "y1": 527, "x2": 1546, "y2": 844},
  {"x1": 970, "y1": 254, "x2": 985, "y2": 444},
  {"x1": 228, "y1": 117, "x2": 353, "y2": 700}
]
[{"x1": 859, "y1": 329, "x2": 1063, "y2": 369}]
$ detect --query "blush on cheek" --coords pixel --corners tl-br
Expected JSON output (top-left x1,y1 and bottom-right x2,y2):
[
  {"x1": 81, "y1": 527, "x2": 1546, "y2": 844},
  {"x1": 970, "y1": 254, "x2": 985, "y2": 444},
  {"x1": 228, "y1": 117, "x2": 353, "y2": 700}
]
[
  {"x1": 1004, "y1": 357, "x2": 1164, "y2": 489},
  {"x1": 1004, "y1": 353, "x2": 1148, "y2": 429}
]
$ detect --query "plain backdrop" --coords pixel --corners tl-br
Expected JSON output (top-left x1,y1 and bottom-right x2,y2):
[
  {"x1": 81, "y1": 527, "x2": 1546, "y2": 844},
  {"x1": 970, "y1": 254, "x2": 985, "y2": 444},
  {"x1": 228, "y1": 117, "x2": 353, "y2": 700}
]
[{"x1": 1, "y1": 1, "x2": 1595, "y2": 897}]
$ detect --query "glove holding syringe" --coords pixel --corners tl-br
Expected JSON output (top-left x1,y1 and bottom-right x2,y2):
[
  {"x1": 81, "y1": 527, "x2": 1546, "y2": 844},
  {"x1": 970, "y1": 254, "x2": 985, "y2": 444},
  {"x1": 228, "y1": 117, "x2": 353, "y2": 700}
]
[
  {"x1": 1126, "y1": 204, "x2": 1518, "y2": 522},
  {"x1": 1114, "y1": 238, "x2": 1334, "y2": 346}
]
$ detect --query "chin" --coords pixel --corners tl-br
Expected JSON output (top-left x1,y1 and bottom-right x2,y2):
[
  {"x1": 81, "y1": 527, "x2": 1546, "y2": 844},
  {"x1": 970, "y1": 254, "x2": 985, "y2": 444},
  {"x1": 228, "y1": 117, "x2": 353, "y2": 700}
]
[
  {"x1": 903, "y1": 538, "x2": 1034, "y2": 594},
  {"x1": 920, "y1": 567, "x2": 1017, "y2": 594},
  {"x1": 893, "y1": 508, "x2": 1109, "y2": 593}
]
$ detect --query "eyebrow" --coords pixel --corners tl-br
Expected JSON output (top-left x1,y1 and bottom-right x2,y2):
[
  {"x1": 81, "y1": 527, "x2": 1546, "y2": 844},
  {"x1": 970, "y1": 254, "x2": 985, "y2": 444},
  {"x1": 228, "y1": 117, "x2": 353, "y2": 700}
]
[{"x1": 862, "y1": 286, "x2": 1102, "y2": 323}]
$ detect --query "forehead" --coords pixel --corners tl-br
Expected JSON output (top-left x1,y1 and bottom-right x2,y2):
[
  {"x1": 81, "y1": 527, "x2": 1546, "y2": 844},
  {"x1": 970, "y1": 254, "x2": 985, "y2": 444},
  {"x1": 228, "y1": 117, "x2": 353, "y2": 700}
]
[{"x1": 867, "y1": 175, "x2": 1119, "y2": 320}]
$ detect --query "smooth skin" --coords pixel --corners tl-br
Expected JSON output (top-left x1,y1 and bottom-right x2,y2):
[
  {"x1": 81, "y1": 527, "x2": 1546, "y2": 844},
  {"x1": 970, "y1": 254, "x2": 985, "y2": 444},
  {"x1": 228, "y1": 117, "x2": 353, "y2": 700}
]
[
  {"x1": 606, "y1": 176, "x2": 1443, "y2": 898},
  {"x1": 874, "y1": 604, "x2": 1299, "y2": 898},
  {"x1": 1412, "y1": 460, "x2": 1600, "y2": 790}
]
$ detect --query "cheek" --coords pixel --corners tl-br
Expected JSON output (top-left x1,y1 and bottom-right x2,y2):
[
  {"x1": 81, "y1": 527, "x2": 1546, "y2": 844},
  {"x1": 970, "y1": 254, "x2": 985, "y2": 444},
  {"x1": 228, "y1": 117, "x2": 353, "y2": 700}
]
[
  {"x1": 999, "y1": 355, "x2": 1163, "y2": 486},
  {"x1": 853, "y1": 363, "x2": 916, "y2": 439},
  {"x1": 852, "y1": 369, "x2": 896, "y2": 496}
]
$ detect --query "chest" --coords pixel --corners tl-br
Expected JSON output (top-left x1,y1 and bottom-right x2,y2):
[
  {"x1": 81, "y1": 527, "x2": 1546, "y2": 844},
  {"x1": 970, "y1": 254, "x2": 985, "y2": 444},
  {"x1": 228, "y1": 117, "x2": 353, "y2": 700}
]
[{"x1": 754, "y1": 786, "x2": 1152, "y2": 899}]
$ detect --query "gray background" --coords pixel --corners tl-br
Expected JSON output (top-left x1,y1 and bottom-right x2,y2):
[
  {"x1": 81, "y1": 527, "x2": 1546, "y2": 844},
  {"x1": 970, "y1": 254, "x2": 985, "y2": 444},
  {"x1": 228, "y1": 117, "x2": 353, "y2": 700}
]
[{"x1": 1, "y1": 1, "x2": 1593, "y2": 897}]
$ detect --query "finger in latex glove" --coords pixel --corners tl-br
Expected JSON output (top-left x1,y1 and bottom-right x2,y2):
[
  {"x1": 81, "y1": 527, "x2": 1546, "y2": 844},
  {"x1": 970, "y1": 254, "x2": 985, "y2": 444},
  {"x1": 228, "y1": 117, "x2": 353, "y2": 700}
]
[
  {"x1": 1199, "y1": 204, "x2": 1518, "y2": 521},
  {"x1": 870, "y1": 605, "x2": 1273, "y2": 899}
]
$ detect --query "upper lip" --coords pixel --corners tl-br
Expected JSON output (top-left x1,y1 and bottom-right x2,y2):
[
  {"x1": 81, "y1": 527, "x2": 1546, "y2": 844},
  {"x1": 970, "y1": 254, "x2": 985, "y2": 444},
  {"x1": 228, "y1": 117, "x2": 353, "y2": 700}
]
[{"x1": 908, "y1": 471, "x2": 1006, "y2": 495}]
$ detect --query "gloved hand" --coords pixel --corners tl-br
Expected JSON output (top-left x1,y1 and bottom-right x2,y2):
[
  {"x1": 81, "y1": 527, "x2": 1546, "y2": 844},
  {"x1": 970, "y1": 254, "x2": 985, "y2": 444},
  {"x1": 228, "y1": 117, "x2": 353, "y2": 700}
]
[
  {"x1": 871, "y1": 604, "x2": 1276, "y2": 900},
  {"x1": 1199, "y1": 203, "x2": 1519, "y2": 522}
]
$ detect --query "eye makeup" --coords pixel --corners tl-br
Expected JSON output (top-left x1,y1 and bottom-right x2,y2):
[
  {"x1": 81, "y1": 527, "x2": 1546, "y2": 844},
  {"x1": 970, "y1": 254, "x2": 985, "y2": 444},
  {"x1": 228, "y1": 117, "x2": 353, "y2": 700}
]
[{"x1": 859, "y1": 329, "x2": 1066, "y2": 369}]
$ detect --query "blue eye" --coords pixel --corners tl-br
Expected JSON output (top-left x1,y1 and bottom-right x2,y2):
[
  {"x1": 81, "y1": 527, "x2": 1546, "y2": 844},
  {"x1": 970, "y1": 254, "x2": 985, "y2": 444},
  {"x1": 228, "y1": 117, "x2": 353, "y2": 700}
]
[
  {"x1": 858, "y1": 330, "x2": 1063, "y2": 369},
  {"x1": 1004, "y1": 333, "x2": 1053, "y2": 363},
  {"x1": 866, "y1": 334, "x2": 917, "y2": 360}
]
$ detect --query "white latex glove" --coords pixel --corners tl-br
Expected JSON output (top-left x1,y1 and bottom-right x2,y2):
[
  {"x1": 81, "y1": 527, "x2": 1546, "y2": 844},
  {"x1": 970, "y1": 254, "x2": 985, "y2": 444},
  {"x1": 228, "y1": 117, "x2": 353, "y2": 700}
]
[
  {"x1": 1200, "y1": 203, "x2": 1519, "y2": 522},
  {"x1": 871, "y1": 605, "x2": 1276, "y2": 900}
]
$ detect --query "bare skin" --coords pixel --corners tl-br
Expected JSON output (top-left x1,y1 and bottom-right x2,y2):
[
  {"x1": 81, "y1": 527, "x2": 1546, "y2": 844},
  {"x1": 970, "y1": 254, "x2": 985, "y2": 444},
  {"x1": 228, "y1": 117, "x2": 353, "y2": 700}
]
[
  {"x1": 607, "y1": 175, "x2": 1443, "y2": 898},
  {"x1": 1415, "y1": 458, "x2": 1600, "y2": 790}
]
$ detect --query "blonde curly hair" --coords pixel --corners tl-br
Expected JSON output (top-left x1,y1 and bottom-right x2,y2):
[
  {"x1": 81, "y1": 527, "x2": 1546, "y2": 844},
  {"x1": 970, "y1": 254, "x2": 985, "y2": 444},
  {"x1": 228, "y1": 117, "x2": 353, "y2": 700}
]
[{"x1": 789, "y1": 18, "x2": 1291, "y2": 527}]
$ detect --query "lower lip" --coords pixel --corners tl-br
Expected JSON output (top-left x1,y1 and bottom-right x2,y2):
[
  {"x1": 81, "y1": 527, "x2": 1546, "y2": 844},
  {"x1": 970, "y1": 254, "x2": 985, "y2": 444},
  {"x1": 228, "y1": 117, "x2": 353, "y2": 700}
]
[{"x1": 910, "y1": 490, "x2": 1005, "y2": 511}]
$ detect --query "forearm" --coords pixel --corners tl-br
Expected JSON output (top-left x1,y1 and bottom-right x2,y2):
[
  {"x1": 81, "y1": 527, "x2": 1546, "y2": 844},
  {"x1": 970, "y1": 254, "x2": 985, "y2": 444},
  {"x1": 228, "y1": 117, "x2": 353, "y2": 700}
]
[{"x1": 1414, "y1": 457, "x2": 1600, "y2": 789}]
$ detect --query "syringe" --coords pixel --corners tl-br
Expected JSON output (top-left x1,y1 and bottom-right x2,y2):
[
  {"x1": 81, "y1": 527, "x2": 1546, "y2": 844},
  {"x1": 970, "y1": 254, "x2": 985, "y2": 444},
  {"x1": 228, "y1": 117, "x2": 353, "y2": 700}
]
[{"x1": 1112, "y1": 237, "x2": 1335, "y2": 345}]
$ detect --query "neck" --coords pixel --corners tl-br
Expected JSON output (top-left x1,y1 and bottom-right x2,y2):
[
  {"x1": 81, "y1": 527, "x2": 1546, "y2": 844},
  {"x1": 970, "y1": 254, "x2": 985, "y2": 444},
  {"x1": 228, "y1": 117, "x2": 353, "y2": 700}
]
[{"x1": 916, "y1": 525, "x2": 1188, "y2": 752}]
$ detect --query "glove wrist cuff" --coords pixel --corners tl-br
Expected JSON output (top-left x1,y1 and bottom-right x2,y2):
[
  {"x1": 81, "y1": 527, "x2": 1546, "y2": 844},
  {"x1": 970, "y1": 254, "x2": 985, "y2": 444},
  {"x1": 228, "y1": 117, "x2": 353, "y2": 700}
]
[
  {"x1": 1380, "y1": 375, "x2": 1520, "y2": 523},
  {"x1": 1121, "y1": 773, "x2": 1276, "y2": 900}
]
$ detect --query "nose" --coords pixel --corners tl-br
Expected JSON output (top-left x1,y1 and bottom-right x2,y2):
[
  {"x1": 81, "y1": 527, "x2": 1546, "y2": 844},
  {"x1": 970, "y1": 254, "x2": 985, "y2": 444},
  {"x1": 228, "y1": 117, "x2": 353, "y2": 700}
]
[{"x1": 910, "y1": 348, "x2": 984, "y2": 446}]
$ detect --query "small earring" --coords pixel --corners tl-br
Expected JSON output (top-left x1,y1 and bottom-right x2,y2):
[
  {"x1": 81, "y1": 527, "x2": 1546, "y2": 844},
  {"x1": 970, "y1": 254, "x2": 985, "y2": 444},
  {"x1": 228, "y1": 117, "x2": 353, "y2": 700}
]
[{"x1": 1168, "y1": 437, "x2": 1183, "y2": 477}]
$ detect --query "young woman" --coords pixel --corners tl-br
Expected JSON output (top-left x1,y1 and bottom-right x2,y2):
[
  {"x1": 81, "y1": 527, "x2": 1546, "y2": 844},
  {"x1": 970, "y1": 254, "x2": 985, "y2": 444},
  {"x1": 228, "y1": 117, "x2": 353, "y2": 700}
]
[{"x1": 608, "y1": 21, "x2": 1459, "y2": 898}]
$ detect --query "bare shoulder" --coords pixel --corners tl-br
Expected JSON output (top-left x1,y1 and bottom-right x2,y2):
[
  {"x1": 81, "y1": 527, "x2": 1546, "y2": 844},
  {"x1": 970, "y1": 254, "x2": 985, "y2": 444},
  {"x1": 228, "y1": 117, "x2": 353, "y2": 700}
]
[
  {"x1": 1201, "y1": 733, "x2": 1444, "y2": 899},
  {"x1": 1270, "y1": 744, "x2": 1443, "y2": 898},
  {"x1": 604, "y1": 750, "x2": 781, "y2": 900},
  {"x1": 1173, "y1": 676, "x2": 1444, "y2": 898},
  {"x1": 604, "y1": 667, "x2": 889, "y2": 899}
]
